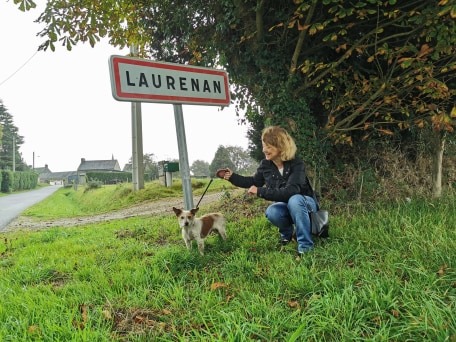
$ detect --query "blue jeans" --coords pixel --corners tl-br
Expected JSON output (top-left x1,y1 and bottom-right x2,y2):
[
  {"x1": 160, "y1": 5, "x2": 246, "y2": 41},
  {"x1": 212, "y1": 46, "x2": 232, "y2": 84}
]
[{"x1": 265, "y1": 194, "x2": 317, "y2": 253}]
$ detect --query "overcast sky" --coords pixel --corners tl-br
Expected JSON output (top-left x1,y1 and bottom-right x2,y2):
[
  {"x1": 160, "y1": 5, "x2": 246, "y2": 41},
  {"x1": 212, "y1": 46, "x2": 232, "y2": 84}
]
[{"x1": 0, "y1": 3, "x2": 250, "y2": 172}]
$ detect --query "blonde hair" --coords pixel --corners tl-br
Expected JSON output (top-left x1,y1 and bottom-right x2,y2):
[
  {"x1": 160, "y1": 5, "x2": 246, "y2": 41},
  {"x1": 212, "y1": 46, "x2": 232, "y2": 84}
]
[{"x1": 261, "y1": 126, "x2": 297, "y2": 161}]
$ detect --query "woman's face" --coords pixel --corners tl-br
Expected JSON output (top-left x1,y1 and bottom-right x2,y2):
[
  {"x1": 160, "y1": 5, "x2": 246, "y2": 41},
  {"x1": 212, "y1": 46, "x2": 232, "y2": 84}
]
[{"x1": 262, "y1": 142, "x2": 281, "y2": 161}]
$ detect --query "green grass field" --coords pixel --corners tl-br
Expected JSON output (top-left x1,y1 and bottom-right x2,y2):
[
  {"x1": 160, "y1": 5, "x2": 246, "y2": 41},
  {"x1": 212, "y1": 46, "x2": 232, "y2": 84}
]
[{"x1": 0, "y1": 180, "x2": 455, "y2": 341}]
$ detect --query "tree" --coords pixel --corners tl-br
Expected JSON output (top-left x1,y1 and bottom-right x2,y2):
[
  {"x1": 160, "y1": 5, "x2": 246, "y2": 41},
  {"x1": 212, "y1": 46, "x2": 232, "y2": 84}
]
[
  {"x1": 15, "y1": 1, "x2": 455, "y2": 130},
  {"x1": 225, "y1": 145, "x2": 257, "y2": 175},
  {"x1": 129, "y1": 153, "x2": 159, "y2": 181},
  {"x1": 190, "y1": 159, "x2": 210, "y2": 177},
  {"x1": 208, "y1": 145, "x2": 256, "y2": 176},
  {"x1": 0, "y1": 100, "x2": 27, "y2": 171},
  {"x1": 210, "y1": 145, "x2": 235, "y2": 176},
  {"x1": 143, "y1": 153, "x2": 159, "y2": 181}
]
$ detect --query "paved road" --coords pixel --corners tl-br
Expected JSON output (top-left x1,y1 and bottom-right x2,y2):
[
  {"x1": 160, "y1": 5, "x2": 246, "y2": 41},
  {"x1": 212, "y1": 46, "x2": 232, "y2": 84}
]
[{"x1": 0, "y1": 185, "x2": 62, "y2": 232}]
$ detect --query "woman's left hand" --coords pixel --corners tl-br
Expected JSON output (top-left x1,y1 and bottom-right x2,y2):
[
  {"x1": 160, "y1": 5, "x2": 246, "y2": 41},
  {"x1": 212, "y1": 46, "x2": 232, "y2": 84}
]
[{"x1": 248, "y1": 185, "x2": 258, "y2": 195}]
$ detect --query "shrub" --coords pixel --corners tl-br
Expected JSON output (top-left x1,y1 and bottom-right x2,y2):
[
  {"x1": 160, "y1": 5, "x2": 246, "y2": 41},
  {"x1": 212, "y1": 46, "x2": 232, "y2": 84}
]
[
  {"x1": 86, "y1": 171, "x2": 131, "y2": 184},
  {"x1": 84, "y1": 179, "x2": 103, "y2": 192}
]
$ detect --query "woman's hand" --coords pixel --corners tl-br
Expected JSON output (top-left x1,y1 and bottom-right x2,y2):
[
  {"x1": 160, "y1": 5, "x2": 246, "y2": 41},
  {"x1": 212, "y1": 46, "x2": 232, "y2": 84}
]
[
  {"x1": 216, "y1": 168, "x2": 233, "y2": 180},
  {"x1": 223, "y1": 168, "x2": 233, "y2": 180},
  {"x1": 248, "y1": 185, "x2": 258, "y2": 195}
]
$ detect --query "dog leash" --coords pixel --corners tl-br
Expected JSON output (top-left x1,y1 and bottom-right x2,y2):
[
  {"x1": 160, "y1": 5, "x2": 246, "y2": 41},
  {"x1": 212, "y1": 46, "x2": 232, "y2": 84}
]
[{"x1": 195, "y1": 178, "x2": 213, "y2": 208}]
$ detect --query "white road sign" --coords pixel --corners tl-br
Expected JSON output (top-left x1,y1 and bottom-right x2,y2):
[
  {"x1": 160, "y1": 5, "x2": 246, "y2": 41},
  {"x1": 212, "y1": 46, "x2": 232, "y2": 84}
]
[{"x1": 109, "y1": 56, "x2": 231, "y2": 106}]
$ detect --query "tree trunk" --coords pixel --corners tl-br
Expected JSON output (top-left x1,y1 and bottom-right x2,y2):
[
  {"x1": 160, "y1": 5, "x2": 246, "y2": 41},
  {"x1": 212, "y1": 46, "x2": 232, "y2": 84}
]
[{"x1": 431, "y1": 130, "x2": 445, "y2": 198}]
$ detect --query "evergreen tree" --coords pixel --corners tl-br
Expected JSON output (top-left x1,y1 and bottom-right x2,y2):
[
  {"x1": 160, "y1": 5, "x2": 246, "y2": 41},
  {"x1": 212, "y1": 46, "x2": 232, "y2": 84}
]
[
  {"x1": 0, "y1": 100, "x2": 27, "y2": 171},
  {"x1": 209, "y1": 145, "x2": 235, "y2": 175},
  {"x1": 225, "y1": 146, "x2": 257, "y2": 175},
  {"x1": 190, "y1": 160, "x2": 210, "y2": 177}
]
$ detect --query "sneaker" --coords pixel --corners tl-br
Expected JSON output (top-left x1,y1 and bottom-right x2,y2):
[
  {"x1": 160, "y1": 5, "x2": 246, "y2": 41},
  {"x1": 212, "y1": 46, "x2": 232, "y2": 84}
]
[
  {"x1": 319, "y1": 225, "x2": 329, "y2": 238},
  {"x1": 297, "y1": 247, "x2": 313, "y2": 255},
  {"x1": 280, "y1": 238, "x2": 291, "y2": 246},
  {"x1": 296, "y1": 250, "x2": 310, "y2": 260}
]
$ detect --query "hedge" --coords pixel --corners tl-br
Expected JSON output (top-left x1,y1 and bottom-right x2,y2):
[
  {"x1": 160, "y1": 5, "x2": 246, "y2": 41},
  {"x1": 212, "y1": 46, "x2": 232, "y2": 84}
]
[
  {"x1": 1, "y1": 170, "x2": 38, "y2": 193},
  {"x1": 86, "y1": 171, "x2": 132, "y2": 184}
]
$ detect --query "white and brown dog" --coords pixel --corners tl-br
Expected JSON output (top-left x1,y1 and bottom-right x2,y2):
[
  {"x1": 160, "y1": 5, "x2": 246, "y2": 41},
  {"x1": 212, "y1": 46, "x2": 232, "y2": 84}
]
[{"x1": 172, "y1": 207, "x2": 227, "y2": 255}]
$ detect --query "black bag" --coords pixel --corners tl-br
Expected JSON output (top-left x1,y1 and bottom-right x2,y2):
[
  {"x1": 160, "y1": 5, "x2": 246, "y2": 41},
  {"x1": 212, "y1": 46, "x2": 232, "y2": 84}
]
[
  {"x1": 310, "y1": 210, "x2": 329, "y2": 238},
  {"x1": 306, "y1": 177, "x2": 330, "y2": 238}
]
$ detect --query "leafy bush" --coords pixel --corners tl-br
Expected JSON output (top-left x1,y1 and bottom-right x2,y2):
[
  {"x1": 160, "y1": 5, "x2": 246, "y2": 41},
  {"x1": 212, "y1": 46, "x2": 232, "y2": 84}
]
[
  {"x1": 0, "y1": 170, "x2": 38, "y2": 193},
  {"x1": 84, "y1": 179, "x2": 103, "y2": 192},
  {"x1": 0, "y1": 170, "x2": 12, "y2": 193},
  {"x1": 86, "y1": 171, "x2": 131, "y2": 184}
]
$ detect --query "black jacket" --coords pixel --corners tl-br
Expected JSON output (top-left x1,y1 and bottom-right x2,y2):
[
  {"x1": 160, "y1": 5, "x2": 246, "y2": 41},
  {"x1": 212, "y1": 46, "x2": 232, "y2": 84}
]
[{"x1": 228, "y1": 157, "x2": 313, "y2": 203}]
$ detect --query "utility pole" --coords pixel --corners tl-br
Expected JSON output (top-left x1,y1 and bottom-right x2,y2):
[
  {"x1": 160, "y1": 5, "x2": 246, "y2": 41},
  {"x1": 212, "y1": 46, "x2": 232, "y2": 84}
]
[{"x1": 12, "y1": 136, "x2": 15, "y2": 172}]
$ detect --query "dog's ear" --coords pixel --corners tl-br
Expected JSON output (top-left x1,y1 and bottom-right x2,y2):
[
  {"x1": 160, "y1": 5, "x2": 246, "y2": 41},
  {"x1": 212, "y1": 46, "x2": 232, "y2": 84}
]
[
  {"x1": 172, "y1": 207, "x2": 181, "y2": 216},
  {"x1": 190, "y1": 207, "x2": 199, "y2": 215}
]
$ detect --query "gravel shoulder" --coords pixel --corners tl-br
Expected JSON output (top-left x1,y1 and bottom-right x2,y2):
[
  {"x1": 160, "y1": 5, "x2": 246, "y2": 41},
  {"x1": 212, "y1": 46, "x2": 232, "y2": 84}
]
[{"x1": 4, "y1": 191, "x2": 235, "y2": 233}]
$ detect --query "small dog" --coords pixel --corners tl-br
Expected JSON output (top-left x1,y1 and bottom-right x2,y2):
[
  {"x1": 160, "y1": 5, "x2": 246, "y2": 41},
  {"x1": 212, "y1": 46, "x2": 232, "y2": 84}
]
[{"x1": 172, "y1": 207, "x2": 227, "y2": 255}]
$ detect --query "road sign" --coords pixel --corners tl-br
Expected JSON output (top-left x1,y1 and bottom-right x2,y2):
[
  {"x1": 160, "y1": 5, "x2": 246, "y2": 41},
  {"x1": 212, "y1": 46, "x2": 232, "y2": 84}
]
[{"x1": 109, "y1": 55, "x2": 231, "y2": 106}]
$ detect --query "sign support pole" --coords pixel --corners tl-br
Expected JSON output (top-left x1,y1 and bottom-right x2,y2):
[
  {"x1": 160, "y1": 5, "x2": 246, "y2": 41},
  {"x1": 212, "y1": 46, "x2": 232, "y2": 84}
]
[
  {"x1": 131, "y1": 101, "x2": 144, "y2": 190},
  {"x1": 173, "y1": 104, "x2": 194, "y2": 209},
  {"x1": 130, "y1": 45, "x2": 144, "y2": 190}
]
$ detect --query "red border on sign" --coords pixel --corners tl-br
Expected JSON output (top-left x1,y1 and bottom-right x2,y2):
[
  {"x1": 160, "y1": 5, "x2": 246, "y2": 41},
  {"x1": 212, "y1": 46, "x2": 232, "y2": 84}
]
[{"x1": 110, "y1": 56, "x2": 230, "y2": 106}]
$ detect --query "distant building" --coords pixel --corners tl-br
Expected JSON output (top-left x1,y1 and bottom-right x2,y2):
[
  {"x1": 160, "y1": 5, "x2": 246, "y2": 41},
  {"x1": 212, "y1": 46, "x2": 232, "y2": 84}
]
[
  {"x1": 77, "y1": 157, "x2": 122, "y2": 184},
  {"x1": 77, "y1": 157, "x2": 121, "y2": 173},
  {"x1": 34, "y1": 157, "x2": 126, "y2": 186},
  {"x1": 35, "y1": 164, "x2": 77, "y2": 185},
  {"x1": 34, "y1": 164, "x2": 52, "y2": 175},
  {"x1": 41, "y1": 171, "x2": 78, "y2": 185}
]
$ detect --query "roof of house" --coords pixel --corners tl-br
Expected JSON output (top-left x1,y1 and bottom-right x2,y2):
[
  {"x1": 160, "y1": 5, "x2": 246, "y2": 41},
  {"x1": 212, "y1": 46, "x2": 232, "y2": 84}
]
[
  {"x1": 77, "y1": 158, "x2": 121, "y2": 172},
  {"x1": 123, "y1": 163, "x2": 132, "y2": 172},
  {"x1": 34, "y1": 165, "x2": 52, "y2": 174},
  {"x1": 39, "y1": 171, "x2": 78, "y2": 181}
]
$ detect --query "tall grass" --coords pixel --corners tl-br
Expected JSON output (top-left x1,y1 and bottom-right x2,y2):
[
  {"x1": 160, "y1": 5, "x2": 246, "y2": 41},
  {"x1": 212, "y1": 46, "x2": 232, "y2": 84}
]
[{"x1": 0, "y1": 183, "x2": 455, "y2": 341}]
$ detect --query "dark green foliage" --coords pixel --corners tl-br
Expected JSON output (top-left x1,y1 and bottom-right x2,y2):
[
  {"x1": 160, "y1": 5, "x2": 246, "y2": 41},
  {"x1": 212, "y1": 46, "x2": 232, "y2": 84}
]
[
  {"x1": 0, "y1": 170, "x2": 13, "y2": 193},
  {"x1": 84, "y1": 179, "x2": 103, "y2": 192},
  {"x1": 190, "y1": 159, "x2": 210, "y2": 177},
  {"x1": 0, "y1": 100, "x2": 28, "y2": 171},
  {"x1": 210, "y1": 145, "x2": 236, "y2": 174},
  {"x1": 1, "y1": 170, "x2": 38, "y2": 193},
  {"x1": 86, "y1": 171, "x2": 132, "y2": 184}
]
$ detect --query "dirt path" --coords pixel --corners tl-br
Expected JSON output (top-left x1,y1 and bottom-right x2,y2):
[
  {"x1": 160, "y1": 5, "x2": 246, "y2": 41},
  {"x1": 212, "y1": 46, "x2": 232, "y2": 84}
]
[{"x1": 3, "y1": 191, "x2": 235, "y2": 233}]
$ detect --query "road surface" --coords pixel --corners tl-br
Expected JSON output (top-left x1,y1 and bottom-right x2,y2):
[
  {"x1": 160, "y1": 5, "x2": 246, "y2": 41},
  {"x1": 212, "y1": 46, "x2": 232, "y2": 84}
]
[{"x1": 0, "y1": 185, "x2": 61, "y2": 232}]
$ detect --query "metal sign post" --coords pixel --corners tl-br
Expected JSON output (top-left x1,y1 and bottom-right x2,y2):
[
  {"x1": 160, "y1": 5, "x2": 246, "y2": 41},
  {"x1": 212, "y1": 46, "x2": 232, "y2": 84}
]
[
  {"x1": 131, "y1": 101, "x2": 144, "y2": 190},
  {"x1": 173, "y1": 104, "x2": 194, "y2": 209}
]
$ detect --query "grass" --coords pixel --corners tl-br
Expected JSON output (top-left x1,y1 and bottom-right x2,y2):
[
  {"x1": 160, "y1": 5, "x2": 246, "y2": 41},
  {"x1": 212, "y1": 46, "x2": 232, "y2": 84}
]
[
  {"x1": 0, "y1": 180, "x2": 455, "y2": 341},
  {"x1": 20, "y1": 178, "x2": 236, "y2": 219}
]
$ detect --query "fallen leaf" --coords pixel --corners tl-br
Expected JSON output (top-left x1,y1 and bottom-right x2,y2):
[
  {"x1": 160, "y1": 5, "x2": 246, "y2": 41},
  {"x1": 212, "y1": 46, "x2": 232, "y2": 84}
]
[
  {"x1": 437, "y1": 264, "x2": 448, "y2": 276},
  {"x1": 288, "y1": 300, "x2": 300, "y2": 309},
  {"x1": 211, "y1": 282, "x2": 228, "y2": 290},
  {"x1": 226, "y1": 294, "x2": 235, "y2": 303},
  {"x1": 102, "y1": 309, "x2": 112, "y2": 320},
  {"x1": 28, "y1": 325, "x2": 40, "y2": 334}
]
